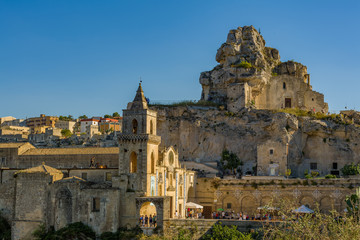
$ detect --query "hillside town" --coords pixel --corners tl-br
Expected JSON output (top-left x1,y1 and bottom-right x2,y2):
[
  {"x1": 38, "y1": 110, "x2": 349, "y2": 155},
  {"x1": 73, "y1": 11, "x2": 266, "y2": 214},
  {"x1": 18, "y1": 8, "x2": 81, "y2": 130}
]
[
  {"x1": 1, "y1": 26, "x2": 360, "y2": 240},
  {"x1": 0, "y1": 113, "x2": 122, "y2": 147}
]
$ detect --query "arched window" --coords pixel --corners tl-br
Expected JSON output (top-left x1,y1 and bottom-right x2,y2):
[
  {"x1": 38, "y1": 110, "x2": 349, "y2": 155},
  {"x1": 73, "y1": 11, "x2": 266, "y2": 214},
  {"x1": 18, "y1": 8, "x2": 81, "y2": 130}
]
[
  {"x1": 169, "y1": 151, "x2": 174, "y2": 165},
  {"x1": 150, "y1": 120, "x2": 153, "y2": 134},
  {"x1": 151, "y1": 152, "x2": 155, "y2": 174},
  {"x1": 130, "y1": 152, "x2": 137, "y2": 173},
  {"x1": 283, "y1": 82, "x2": 286, "y2": 89},
  {"x1": 132, "y1": 119, "x2": 138, "y2": 134}
]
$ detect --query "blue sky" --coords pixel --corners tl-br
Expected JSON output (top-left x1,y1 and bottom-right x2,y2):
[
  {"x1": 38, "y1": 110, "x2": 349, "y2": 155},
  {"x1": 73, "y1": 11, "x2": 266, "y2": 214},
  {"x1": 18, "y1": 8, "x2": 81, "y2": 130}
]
[{"x1": 0, "y1": 0, "x2": 359, "y2": 119}]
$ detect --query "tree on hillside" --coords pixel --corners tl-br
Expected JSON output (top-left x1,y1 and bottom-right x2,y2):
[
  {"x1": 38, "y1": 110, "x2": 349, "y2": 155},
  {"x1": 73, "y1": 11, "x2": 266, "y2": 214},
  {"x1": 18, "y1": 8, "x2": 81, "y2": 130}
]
[
  {"x1": 220, "y1": 149, "x2": 243, "y2": 176},
  {"x1": 112, "y1": 112, "x2": 120, "y2": 117},
  {"x1": 61, "y1": 129, "x2": 72, "y2": 138},
  {"x1": 341, "y1": 163, "x2": 360, "y2": 176},
  {"x1": 59, "y1": 115, "x2": 74, "y2": 121},
  {"x1": 78, "y1": 115, "x2": 88, "y2": 120},
  {"x1": 104, "y1": 114, "x2": 112, "y2": 118}
]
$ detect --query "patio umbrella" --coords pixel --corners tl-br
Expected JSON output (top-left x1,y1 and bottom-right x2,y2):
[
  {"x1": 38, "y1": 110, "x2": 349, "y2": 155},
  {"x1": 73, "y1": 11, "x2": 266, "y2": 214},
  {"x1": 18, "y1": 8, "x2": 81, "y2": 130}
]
[
  {"x1": 185, "y1": 202, "x2": 203, "y2": 209},
  {"x1": 257, "y1": 206, "x2": 279, "y2": 211},
  {"x1": 217, "y1": 208, "x2": 224, "y2": 211},
  {"x1": 293, "y1": 205, "x2": 314, "y2": 214}
]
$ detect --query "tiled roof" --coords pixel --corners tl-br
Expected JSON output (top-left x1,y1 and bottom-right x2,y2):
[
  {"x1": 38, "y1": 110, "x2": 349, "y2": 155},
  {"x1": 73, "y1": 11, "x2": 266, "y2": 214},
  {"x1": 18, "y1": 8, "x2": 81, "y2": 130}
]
[
  {"x1": 21, "y1": 147, "x2": 119, "y2": 155},
  {"x1": 0, "y1": 143, "x2": 28, "y2": 148},
  {"x1": 15, "y1": 164, "x2": 62, "y2": 175},
  {"x1": 55, "y1": 176, "x2": 86, "y2": 183},
  {"x1": 80, "y1": 119, "x2": 100, "y2": 122}
]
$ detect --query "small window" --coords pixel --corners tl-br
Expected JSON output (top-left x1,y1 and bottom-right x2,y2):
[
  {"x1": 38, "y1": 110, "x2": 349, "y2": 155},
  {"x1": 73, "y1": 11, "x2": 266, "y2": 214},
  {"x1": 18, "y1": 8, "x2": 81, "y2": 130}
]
[
  {"x1": 283, "y1": 82, "x2": 286, "y2": 89},
  {"x1": 270, "y1": 149, "x2": 274, "y2": 155},
  {"x1": 312, "y1": 98, "x2": 314, "y2": 101},
  {"x1": 227, "y1": 203, "x2": 232, "y2": 209},
  {"x1": 81, "y1": 172, "x2": 87, "y2": 180},
  {"x1": 310, "y1": 163, "x2": 317, "y2": 170},
  {"x1": 105, "y1": 172, "x2": 112, "y2": 181},
  {"x1": 92, "y1": 197, "x2": 100, "y2": 212},
  {"x1": 1, "y1": 157, "x2": 6, "y2": 165},
  {"x1": 332, "y1": 162, "x2": 338, "y2": 170}
]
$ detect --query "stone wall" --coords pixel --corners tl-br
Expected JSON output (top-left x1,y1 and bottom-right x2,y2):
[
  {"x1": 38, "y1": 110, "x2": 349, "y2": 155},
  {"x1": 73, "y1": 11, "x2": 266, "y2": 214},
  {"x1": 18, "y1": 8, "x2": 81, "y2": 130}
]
[
  {"x1": 163, "y1": 219, "x2": 265, "y2": 239},
  {"x1": 12, "y1": 172, "x2": 52, "y2": 240},
  {"x1": 194, "y1": 177, "x2": 357, "y2": 215}
]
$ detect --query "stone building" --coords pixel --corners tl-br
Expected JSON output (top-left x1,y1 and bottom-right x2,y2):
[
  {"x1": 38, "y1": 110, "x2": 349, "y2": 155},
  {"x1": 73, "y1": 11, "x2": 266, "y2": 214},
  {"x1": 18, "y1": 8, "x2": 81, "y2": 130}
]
[
  {"x1": 55, "y1": 120, "x2": 77, "y2": 133},
  {"x1": 257, "y1": 140, "x2": 288, "y2": 176},
  {"x1": 0, "y1": 84, "x2": 195, "y2": 239},
  {"x1": 26, "y1": 114, "x2": 59, "y2": 133},
  {"x1": 199, "y1": 26, "x2": 328, "y2": 113}
]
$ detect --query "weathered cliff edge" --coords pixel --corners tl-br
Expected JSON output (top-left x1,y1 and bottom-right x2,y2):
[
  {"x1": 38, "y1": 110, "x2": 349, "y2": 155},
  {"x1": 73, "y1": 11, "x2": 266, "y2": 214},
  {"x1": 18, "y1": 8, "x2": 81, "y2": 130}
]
[
  {"x1": 199, "y1": 25, "x2": 328, "y2": 113},
  {"x1": 153, "y1": 105, "x2": 360, "y2": 177}
]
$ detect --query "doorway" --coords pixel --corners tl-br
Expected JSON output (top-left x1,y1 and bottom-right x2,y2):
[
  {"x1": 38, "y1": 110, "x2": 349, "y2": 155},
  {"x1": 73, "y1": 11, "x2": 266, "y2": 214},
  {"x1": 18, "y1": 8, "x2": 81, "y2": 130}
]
[{"x1": 285, "y1": 98, "x2": 291, "y2": 108}]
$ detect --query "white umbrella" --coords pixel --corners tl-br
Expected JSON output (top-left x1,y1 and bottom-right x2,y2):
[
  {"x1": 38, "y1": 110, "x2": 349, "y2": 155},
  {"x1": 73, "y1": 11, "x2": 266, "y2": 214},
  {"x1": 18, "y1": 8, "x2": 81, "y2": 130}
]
[
  {"x1": 185, "y1": 202, "x2": 203, "y2": 209},
  {"x1": 257, "y1": 206, "x2": 279, "y2": 211},
  {"x1": 293, "y1": 205, "x2": 314, "y2": 214}
]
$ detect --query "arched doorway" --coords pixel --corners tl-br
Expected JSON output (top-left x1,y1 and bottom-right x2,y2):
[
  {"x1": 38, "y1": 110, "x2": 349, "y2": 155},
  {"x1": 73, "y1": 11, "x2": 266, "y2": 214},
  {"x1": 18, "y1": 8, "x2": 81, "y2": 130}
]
[
  {"x1": 241, "y1": 196, "x2": 257, "y2": 215},
  {"x1": 136, "y1": 197, "x2": 168, "y2": 229},
  {"x1": 320, "y1": 197, "x2": 333, "y2": 213},
  {"x1": 55, "y1": 188, "x2": 72, "y2": 230},
  {"x1": 132, "y1": 119, "x2": 138, "y2": 134},
  {"x1": 300, "y1": 196, "x2": 315, "y2": 210},
  {"x1": 130, "y1": 152, "x2": 137, "y2": 173},
  {"x1": 140, "y1": 202, "x2": 157, "y2": 228}
]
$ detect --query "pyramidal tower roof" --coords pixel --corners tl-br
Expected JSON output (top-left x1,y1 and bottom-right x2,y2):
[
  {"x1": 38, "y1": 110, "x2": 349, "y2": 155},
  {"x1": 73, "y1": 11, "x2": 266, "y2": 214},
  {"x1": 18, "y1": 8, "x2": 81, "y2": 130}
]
[{"x1": 128, "y1": 82, "x2": 148, "y2": 110}]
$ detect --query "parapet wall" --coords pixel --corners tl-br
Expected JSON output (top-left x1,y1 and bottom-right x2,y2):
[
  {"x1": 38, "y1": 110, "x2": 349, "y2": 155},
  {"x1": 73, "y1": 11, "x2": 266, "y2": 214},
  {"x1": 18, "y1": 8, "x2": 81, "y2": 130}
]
[{"x1": 163, "y1": 219, "x2": 266, "y2": 239}]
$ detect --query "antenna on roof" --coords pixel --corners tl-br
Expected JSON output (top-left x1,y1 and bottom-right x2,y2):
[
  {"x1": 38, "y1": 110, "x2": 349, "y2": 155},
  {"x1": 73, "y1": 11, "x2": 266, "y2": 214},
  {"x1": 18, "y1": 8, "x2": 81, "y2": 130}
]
[{"x1": 140, "y1": 77, "x2": 142, "y2": 85}]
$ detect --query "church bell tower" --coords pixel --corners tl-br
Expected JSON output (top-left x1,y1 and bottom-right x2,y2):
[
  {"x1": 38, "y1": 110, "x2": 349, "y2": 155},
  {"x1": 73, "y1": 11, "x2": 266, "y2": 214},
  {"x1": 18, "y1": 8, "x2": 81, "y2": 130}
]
[{"x1": 118, "y1": 83, "x2": 161, "y2": 196}]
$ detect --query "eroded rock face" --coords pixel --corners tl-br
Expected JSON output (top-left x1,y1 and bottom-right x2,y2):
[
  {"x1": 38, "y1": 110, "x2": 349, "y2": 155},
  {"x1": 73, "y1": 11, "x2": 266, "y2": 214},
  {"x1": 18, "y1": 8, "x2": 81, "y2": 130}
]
[
  {"x1": 199, "y1": 25, "x2": 328, "y2": 113},
  {"x1": 153, "y1": 106, "x2": 360, "y2": 177}
]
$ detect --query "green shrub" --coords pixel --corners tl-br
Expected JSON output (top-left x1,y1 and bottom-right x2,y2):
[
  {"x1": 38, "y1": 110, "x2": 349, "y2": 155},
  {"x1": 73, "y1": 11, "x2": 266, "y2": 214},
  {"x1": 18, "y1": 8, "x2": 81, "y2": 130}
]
[
  {"x1": 341, "y1": 163, "x2": 360, "y2": 176},
  {"x1": 231, "y1": 61, "x2": 253, "y2": 69},
  {"x1": 202, "y1": 222, "x2": 253, "y2": 240},
  {"x1": 262, "y1": 199, "x2": 360, "y2": 239},
  {"x1": 33, "y1": 222, "x2": 96, "y2": 240},
  {"x1": 311, "y1": 171, "x2": 319, "y2": 178},
  {"x1": 61, "y1": 129, "x2": 72, "y2": 138},
  {"x1": 325, "y1": 174, "x2": 337, "y2": 179},
  {"x1": 277, "y1": 108, "x2": 309, "y2": 117}
]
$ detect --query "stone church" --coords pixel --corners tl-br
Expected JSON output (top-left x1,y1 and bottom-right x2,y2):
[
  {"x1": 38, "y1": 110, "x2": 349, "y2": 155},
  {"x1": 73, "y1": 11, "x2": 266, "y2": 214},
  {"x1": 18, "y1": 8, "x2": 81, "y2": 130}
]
[{"x1": 0, "y1": 84, "x2": 195, "y2": 240}]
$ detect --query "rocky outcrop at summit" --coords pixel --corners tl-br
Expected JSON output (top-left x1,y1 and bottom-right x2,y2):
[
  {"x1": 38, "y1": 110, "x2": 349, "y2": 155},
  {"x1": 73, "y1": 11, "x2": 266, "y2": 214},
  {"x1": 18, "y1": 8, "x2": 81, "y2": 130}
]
[{"x1": 200, "y1": 25, "x2": 328, "y2": 113}]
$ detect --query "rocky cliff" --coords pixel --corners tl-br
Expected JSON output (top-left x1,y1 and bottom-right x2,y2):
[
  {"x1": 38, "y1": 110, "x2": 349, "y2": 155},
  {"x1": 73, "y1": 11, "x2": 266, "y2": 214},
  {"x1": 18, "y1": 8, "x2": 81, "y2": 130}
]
[
  {"x1": 153, "y1": 105, "x2": 360, "y2": 177},
  {"x1": 151, "y1": 25, "x2": 347, "y2": 178},
  {"x1": 199, "y1": 26, "x2": 326, "y2": 112}
]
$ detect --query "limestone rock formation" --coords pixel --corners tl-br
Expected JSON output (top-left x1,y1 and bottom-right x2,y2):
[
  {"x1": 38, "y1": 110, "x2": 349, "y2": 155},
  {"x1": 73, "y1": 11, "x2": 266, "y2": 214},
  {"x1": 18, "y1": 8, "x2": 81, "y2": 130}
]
[
  {"x1": 152, "y1": 105, "x2": 360, "y2": 178},
  {"x1": 200, "y1": 26, "x2": 328, "y2": 113}
]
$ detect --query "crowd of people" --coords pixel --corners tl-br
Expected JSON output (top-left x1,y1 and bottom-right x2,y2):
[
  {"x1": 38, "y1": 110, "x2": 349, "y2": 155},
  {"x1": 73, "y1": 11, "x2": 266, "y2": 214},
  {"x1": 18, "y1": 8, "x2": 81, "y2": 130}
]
[
  {"x1": 139, "y1": 214, "x2": 157, "y2": 227},
  {"x1": 212, "y1": 211, "x2": 279, "y2": 221}
]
